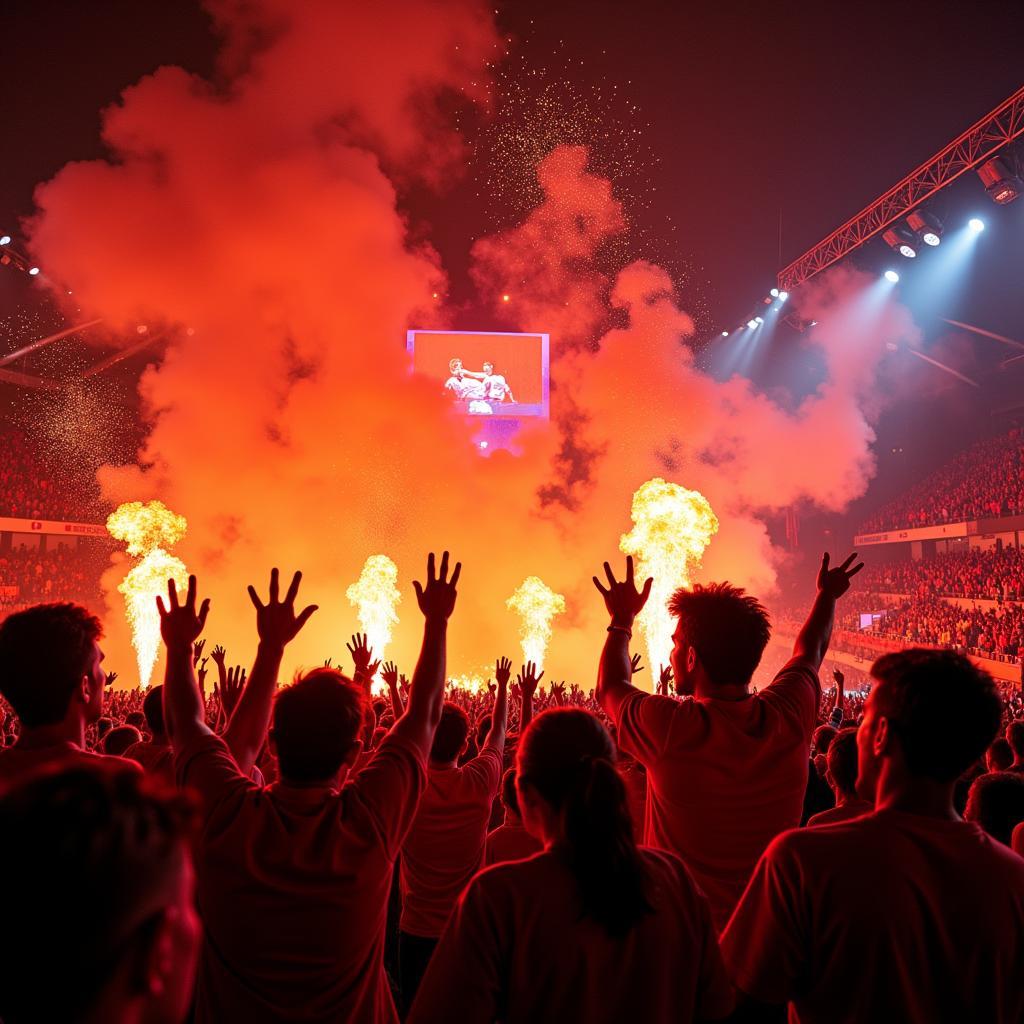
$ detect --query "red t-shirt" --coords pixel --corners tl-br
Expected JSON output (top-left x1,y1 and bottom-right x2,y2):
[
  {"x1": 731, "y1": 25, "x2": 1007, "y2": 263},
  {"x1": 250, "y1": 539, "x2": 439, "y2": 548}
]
[
  {"x1": 408, "y1": 847, "x2": 734, "y2": 1024},
  {"x1": 400, "y1": 747, "x2": 503, "y2": 938},
  {"x1": 0, "y1": 739, "x2": 130, "y2": 783},
  {"x1": 122, "y1": 739, "x2": 174, "y2": 782},
  {"x1": 616, "y1": 657, "x2": 819, "y2": 930},
  {"x1": 805, "y1": 798, "x2": 872, "y2": 828},
  {"x1": 177, "y1": 729, "x2": 426, "y2": 1024},
  {"x1": 483, "y1": 822, "x2": 542, "y2": 866},
  {"x1": 721, "y1": 810, "x2": 1024, "y2": 1023}
]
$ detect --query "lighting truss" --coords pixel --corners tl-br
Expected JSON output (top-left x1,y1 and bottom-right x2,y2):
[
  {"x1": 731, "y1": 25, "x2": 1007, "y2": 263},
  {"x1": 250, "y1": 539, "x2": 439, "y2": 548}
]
[{"x1": 778, "y1": 84, "x2": 1024, "y2": 292}]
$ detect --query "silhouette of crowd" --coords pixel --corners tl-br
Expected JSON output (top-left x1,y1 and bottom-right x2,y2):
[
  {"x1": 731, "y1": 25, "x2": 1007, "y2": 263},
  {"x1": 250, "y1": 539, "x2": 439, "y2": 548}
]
[{"x1": 1, "y1": 549, "x2": 1023, "y2": 1024}]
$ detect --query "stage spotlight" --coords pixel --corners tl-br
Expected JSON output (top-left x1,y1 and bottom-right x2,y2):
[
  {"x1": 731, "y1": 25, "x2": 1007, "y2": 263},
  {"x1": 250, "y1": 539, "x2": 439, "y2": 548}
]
[
  {"x1": 884, "y1": 269, "x2": 900, "y2": 283},
  {"x1": 28, "y1": 267, "x2": 40, "y2": 276},
  {"x1": 907, "y1": 210, "x2": 942, "y2": 246},
  {"x1": 721, "y1": 331, "x2": 729, "y2": 337},
  {"x1": 778, "y1": 290, "x2": 789, "y2": 302},
  {"x1": 747, "y1": 319, "x2": 758, "y2": 329},
  {"x1": 0, "y1": 235, "x2": 10, "y2": 246},
  {"x1": 754, "y1": 315, "x2": 764, "y2": 325},
  {"x1": 501, "y1": 294, "x2": 510, "y2": 302},
  {"x1": 969, "y1": 217, "x2": 985, "y2": 233},
  {"x1": 977, "y1": 156, "x2": 1022, "y2": 204},
  {"x1": 882, "y1": 224, "x2": 918, "y2": 258},
  {"x1": 770, "y1": 287, "x2": 779, "y2": 298}
]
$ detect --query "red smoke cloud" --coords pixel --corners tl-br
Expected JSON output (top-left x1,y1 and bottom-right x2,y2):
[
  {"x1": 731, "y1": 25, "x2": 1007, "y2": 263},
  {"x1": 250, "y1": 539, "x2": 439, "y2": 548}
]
[{"x1": 26, "y1": 1, "x2": 918, "y2": 686}]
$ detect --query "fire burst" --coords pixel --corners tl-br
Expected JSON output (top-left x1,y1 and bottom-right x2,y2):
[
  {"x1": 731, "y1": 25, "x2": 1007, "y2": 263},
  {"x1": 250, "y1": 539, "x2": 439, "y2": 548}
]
[
  {"x1": 620, "y1": 478, "x2": 718, "y2": 679},
  {"x1": 345, "y1": 555, "x2": 401, "y2": 691},
  {"x1": 506, "y1": 576, "x2": 566, "y2": 671},
  {"x1": 106, "y1": 500, "x2": 189, "y2": 688}
]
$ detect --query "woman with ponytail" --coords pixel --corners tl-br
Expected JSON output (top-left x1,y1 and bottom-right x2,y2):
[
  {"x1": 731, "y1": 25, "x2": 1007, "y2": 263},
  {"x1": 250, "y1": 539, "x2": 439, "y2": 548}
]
[{"x1": 408, "y1": 707, "x2": 735, "y2": 1023}]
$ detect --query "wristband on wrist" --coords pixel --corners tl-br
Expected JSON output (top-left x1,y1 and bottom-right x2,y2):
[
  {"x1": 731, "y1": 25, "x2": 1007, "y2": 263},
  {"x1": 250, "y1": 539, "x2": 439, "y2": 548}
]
[{"x1": 607, "y1": 624, "x2": 632, "y2": 639}]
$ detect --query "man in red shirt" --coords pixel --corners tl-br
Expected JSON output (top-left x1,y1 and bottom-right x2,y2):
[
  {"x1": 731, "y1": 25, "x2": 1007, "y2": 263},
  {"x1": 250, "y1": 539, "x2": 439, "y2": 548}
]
[
  {"x1": 484, "y1": 767, "x2": 542, "y2": 866},
  {"x1": 398, "y1": 654, "x2": 509, "y2": 1007},
  {"x1": 161, "y1": 553, "x2": 461, "y2": 1024},
  {"x1": 595, "y1": 552, "x2": 863, "y2": 931},
  {"x1": 0, "y1": 602, "x2": 119, "y2": 780},
  {"x1": 123, "y1": 684, "x2": 174, "y2": 782},
  {"x1": 721, "y1": 648, "x2": 1024, "y2": 1023},
  {"x1": 806, "y1": 727, "x2": 871, "y2": 827}
]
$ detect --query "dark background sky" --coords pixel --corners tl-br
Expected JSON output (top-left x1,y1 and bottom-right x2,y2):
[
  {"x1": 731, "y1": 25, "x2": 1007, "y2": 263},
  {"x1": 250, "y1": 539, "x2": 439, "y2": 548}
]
[{"x1": 3, "y1": 0, "x2": 1024, "y2": 535}]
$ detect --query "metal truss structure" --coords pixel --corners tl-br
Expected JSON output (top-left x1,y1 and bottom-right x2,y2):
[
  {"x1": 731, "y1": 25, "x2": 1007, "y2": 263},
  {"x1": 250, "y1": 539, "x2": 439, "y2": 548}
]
[{"x1": 778, "y1": 84, "x2": 1024, "y2": 292}]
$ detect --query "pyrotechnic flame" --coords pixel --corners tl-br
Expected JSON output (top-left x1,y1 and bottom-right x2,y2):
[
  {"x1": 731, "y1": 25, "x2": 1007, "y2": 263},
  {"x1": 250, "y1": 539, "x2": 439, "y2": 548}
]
[
  {"x1": 619, "y1": 478, "x2": 718, "y2": 681},
  {"x1": 107, "y1": 500, "x2": 189, "y2": 688},
  {"x1": 447, "y1": 672, "x2": 488, "y2": 696},
  {"x1": 506, "y1": 576, "x2": 566, "y2": 670},
  {"x1": 345, "y1": 555, "x2": 402, "y2": 692}
]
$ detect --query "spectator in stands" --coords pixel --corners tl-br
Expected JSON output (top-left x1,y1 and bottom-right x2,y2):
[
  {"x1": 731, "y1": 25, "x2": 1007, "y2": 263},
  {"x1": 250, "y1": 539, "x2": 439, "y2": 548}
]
[
  {"x1": 104, "y1": 724, "x2": 142, "y2": 756},
  {"x1": 0, "y1": 765, "x2": 199, "y2": 1024},
  {"x1": 0, "y1": 602, "x2": 119, "y2": 779},
  {"x1": 987, "y1": 736, "x2": 1015, "y2": 772},
  {"x1": 721, "y1": 648, "x2": 1024, "y2": 1022},
  {"x1": 595, "y1": 551, "x2": 863, "y2": 930},
  {"x1": 965, "y1": 771, "x2": 1024, "y2": 846},
  {"x1": 399, "y1": 655, "x2": 509, "y2": 1008},
  {"x1": 1007, "y1": 719, "x2": 1024, "y2": 772},
  {"x1": 484, "y1": 768, "x2": 542, "y2": 866},
  {"x1": 807, "y1": 728, "x2": 872, "y2": 826},
  {"x1": 123, "y1": 684, "x2": 174, "y2": 781},
  {"x1": 409, "y1": 707, "x2": 735, "y2": 1023},
  {"x1": 162, "y1": 554, "x2": 458, "y2": 1023}
]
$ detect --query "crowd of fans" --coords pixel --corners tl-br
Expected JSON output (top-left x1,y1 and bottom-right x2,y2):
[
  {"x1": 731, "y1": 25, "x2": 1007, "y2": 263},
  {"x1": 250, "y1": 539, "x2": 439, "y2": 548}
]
[
  {"x1": 0, "y1": 419, "x2": 105, "y2": 521},
  {"x1": 1, "y1": 550, "x2": 1023, "y2": 1023},
  {"x1": 0, "y1": 542, "x2": 110, "y2": 617},
  {"x1": 857, "y1": 546, "x2": 1024, "y2": 602},
  {"x1": 859, "y1": 429, "x2": 1024, "y2": 532}
]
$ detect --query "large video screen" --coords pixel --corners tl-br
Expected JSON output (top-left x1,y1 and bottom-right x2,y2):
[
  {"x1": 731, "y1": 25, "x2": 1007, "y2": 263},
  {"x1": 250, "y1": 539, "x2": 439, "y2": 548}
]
[{"x1": 407, "y1": 330, "x2": 550, "y2": 418}]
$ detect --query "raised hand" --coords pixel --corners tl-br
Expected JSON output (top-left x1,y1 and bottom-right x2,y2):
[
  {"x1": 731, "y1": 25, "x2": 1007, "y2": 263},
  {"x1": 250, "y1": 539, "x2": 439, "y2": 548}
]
[
  {"x1": 413, "y1": 551, "x2": 461, "y2": 622},
  {"x1": 211, "y1": 644, "x2": 227, "y2": 667},
  {"x1": 248, "y1": 568, "x2": 318, "y2": 651},
  {"x1": 219, "y1": 665, "x2": 246, "y2": 716},
  {"x1": 105, "y1": 670, "x2": 118, "y2": 690},
  {"x1": 816, "y1": 552, "x2": 864, "y2": 599},
  {"x1": 630, "y1": 652, "x2": 645, "y2": 675},
  {"x1": 832, "y1": 667, "x2": 845, "y2": 686},
  {"x1": 516, "y1": 660, "x2": 542, "y2": 700},
  {"x1": 550, "y1": 680, "x2": 566, "y2": 704},
  {"x1": 495, "y1": 656, "x2": 513, "y2": 688},
  {"x1": 157, "y1": 576, "x2": 210, "y2": 652},
  {"x1": 346, "y1": 633, "x2": 376, "y2": 676},
  {"x1": 382, "y1": 661, "x2": 399, "y2": 688},
  {"x1": 197, "y1": 658, "x2": 209, "y2": 693},
  {"x1": 593, "y1": 555, "x2": 653, "y2": 627},
  {"x1": 658, "y1": 664, "x2": 673, "y2": 694},
  {"x1": 324, "y1": 658, "x2": 333, "y2": 668},
  {"x1": 398, "y1": 673, "x2": 410, "y2": 694},
  {"x1": 193, "y1": 639, "x2": 206, "y2": 666}
]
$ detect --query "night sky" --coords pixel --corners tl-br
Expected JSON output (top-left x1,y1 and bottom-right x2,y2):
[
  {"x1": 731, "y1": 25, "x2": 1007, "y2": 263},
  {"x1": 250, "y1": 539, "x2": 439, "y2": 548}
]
[{"x1": 3, "y1": 0, "x2": 1024, "y2": 534}]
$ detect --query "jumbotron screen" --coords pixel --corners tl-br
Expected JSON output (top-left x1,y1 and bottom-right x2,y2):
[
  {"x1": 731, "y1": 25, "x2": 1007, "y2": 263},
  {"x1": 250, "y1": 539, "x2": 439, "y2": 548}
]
[{"x1": 406, "y1": 329, "x2": 550, "y2": 418}]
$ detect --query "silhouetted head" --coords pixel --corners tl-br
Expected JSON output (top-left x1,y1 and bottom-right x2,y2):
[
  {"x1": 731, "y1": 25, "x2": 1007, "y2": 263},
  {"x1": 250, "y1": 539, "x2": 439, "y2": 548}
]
[
  {"x1": 0, "y1": 603, "x2": 105, "y2": 729},
  {"x1": 668, "y1": 583, "x2": 771, "y2": 693},
  {"x1": 0, "y1": 765, "x2": 199, "y2": 1024},
  {"x1": 104, "y1": 725, "x2": 142, "y2": 757},
  {"x1": 857, "y1": 649, "x2": 1002, "y2": 801},
  {"x1": 142, "y1": 685, "x2": 166, "y2": 738},
  {"x1": 987, "y1": 737, "x2": 1014, "y2": 773},
  {"x1": 431, "y1": 702, "x2": 470, "y2": 764},
  {"x1": 965, "y1": 771, "x2": 1024, "y2": 845},
  {"x1": 825, "y1": 728, "x2": 860, "y2": 799},
  {"x1": 1006, "y1": 719, "x2": 1024, "y2": 762},
  {"x1": 499, "y1": 767, "x2": 521, "y2": 820},
  {"x1": 271, "y1": 668, "x2": 365, "y2": 785}
]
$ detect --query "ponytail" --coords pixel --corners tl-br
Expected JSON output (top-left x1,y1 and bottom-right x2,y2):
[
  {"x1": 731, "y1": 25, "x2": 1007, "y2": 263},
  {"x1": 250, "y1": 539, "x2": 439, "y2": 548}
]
[{"x1": 519, "y1": 709, "x2": 652, "y2": 940}]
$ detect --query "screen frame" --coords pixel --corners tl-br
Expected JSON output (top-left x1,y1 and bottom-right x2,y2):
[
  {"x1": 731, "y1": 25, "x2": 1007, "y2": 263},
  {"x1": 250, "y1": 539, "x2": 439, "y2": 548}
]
[{"x1": 406, "y1": 329, "x2": 551, "y2": 419}]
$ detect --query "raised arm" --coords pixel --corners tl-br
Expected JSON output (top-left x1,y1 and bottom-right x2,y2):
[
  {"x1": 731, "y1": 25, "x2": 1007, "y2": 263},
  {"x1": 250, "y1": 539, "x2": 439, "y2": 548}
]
[
  {"x1": 829, "y1": 667, "x2": 846, "y2": 727},
  {"x1": 347, "y1": 633, "x2": 381, "y2": 693},
  {"x1": 792, "y1": 553, "x2": 864, "y2": 671},
  {"x1": 158, "y1": 576, "x2": 212, "y2": 749},
  {"x1": 391, "y1": 551, "x2": 461, "y2": 759},
  {"x1": 382, "y1": 660, "x2": 404, "y2": 719},
  {"x1": 222, "y1": 568, "x2": 318, "y2": 774},
  {"x1": 517, "y1": 658, "x2": 540, "y2": 733},
  {"x1": 484, "y1": 657, "x2": 511, "y2": 754},
  {"x1": 594, "y1": 556, "x2": 653, "y2": 721}
]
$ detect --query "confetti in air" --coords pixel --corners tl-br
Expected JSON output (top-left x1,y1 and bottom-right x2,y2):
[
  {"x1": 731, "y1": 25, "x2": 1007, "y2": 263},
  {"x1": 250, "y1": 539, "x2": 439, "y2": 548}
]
[
  {"x1": 619, "y1": 478, "x2": 719, "y2": 680},
  {"x1": 345, "y1": 555, "x2": 402, "y2": 692},
  {"x1": 106, "y1": 500, "x2": 189, "y2": 688},
  {"x1": 506, "y1": 575, "x2": 566, "y2": 670}
]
